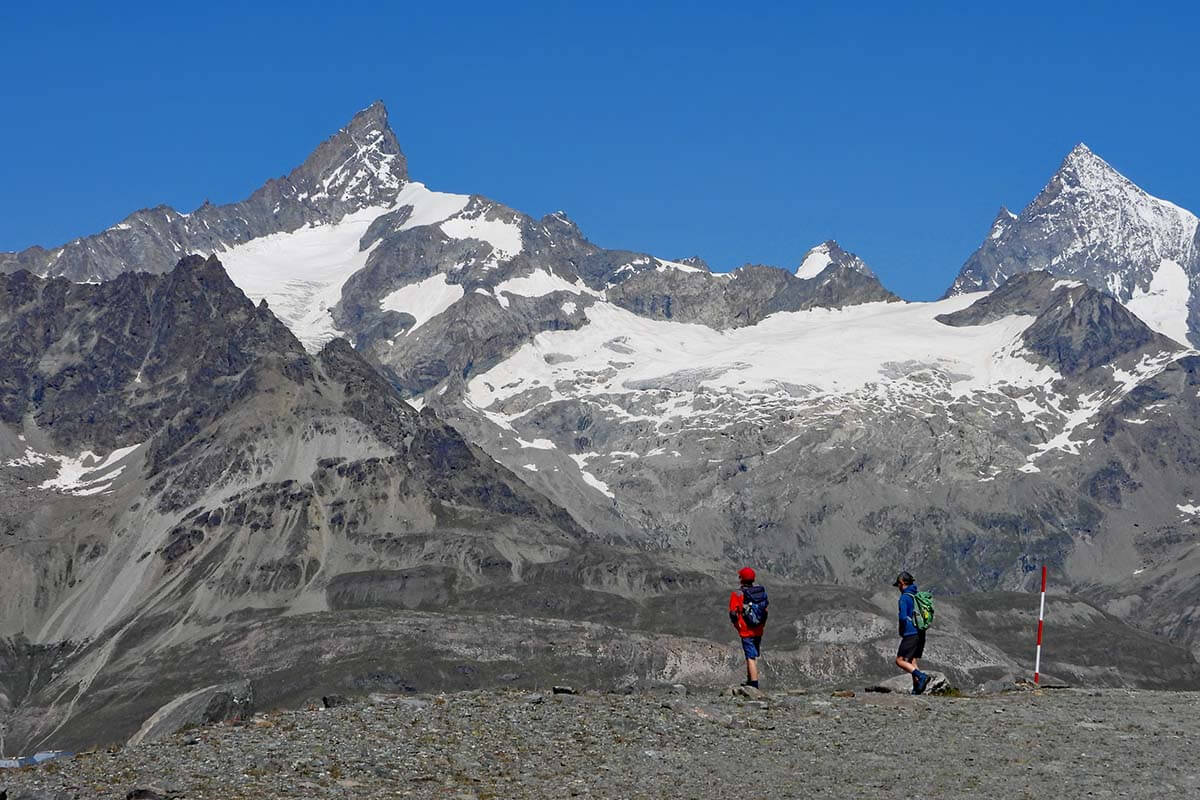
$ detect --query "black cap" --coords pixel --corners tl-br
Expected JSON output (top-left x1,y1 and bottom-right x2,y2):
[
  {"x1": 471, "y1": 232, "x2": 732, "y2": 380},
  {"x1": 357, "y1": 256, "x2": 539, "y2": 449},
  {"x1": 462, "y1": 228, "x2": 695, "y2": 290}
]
[{"x1": 893, "y1": 571, "x2": 914, "y2": 587}]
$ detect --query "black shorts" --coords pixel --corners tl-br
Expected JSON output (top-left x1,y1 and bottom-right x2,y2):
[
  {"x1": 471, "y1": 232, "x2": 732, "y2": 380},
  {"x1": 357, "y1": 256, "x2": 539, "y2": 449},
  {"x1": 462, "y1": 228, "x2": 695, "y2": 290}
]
[{"x1": 897, "y1": 631, "x2": 926, "y2": 660}]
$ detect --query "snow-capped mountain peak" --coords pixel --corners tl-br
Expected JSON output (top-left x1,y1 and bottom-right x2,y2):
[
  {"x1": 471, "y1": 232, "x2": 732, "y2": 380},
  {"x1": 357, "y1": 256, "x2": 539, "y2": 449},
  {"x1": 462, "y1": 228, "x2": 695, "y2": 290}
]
[
  {"x1": 1060, "y1": 142, "x2": 1110, "y2": 181},
  {"x1": 796, "y1": 240, "x2": 876, "y2": 280},
  {"x1": 0, "y1": 102, "x2": 410, "y2": 283},
  {"x1": 947, "y1": 143, "x2": 1200, "y2": 346}
]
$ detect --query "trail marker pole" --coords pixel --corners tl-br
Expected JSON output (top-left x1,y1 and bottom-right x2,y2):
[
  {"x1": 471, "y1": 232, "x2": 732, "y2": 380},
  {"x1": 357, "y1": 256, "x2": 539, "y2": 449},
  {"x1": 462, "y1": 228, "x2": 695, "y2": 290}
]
[{"x1": 1034, "y1": 565, "x2": 1046, "y2": 686}]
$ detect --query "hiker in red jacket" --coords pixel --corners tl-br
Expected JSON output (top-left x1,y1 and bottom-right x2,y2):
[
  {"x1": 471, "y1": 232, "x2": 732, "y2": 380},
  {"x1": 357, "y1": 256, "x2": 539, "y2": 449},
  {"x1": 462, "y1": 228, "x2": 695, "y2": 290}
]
[{"x1": 729, "y1": 566, "x2": 768, "y2": 688}]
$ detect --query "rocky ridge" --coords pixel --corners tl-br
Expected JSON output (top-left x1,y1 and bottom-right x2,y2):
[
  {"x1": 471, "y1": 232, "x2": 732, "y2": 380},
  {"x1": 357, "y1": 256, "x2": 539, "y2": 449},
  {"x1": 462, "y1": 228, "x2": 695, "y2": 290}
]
[{"x1": 0, "y1": 102, "x2": 406, "y2": 283}]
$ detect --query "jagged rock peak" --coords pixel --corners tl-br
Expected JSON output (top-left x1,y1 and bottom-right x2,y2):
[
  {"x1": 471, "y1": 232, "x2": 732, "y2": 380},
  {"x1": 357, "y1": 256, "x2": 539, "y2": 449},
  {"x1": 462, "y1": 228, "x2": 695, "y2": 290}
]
[
  {"x1": 796, "y1": 240, "x2": 876, "y2": 279},
  {"x1": 675, "y1": 256, "x2": 710, "y2": 271},
  {"x1": 1049, "y1": 142, "x2": 1139, "y2": 196},
  {"x1": 0, "y1": 101, "x2": 414, "y2": 283},
  {"x1": 284, "y1": 100, "x2": 408, "y2": 204},
  {"x1": 989, "y1": 206, "x2": 1018, "y2": 231},
  {"x1": 540, "y1": 210, "x2": 581, "y2": 233}
]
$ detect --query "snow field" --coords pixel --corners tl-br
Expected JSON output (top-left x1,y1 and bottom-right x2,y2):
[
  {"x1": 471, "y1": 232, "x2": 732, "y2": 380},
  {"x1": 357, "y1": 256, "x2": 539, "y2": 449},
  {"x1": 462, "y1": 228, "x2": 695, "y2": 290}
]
[
  {"x1": 467, "y1": 290, "x2": 1194, "y2": 477},
  {"x1": 440, "y1": 216, "x2": 523, "y2": 259},
  {"x1": 1126, "y1": 259, "x2": 1193, "y2": 346},
  {"x1": 217, "y1": 183, "x2": 471, "y2": 351},
  {"x1": 468, "y1": 293, "x2": 1045, "y2": 412},
  {"x1": 217, "y1": 205, "x2": 388, "y2": 350}
]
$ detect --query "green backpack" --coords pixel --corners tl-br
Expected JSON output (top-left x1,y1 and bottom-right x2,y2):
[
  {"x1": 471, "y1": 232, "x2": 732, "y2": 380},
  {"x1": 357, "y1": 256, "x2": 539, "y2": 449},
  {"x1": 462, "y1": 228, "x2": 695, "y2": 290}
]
[{"x1": 912, "y1": 591, "x2": 935, "y2": 631}]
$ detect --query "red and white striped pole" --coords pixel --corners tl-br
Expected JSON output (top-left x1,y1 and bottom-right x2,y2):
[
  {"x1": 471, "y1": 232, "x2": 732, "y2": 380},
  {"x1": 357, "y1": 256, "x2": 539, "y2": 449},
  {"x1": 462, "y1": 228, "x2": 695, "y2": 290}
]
[{"x1": 1034, "y1": 565, "x2": 1046, "y2": 686}]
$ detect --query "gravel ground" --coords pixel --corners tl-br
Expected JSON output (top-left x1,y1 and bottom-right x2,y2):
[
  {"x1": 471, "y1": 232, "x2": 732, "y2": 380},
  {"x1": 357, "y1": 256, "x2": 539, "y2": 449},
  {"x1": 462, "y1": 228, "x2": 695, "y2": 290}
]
[{"x1": 3, "y1": 687, "x2": 1197, "y2": 799}]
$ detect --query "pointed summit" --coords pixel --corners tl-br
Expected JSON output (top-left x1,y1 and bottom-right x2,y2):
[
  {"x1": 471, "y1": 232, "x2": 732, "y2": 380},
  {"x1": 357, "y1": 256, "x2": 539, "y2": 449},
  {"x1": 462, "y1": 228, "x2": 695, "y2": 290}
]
[
  {"x1": 350, "y1": 99, "x2": 389, "y2": 127},
  {"x1": 675, "y1": 256, "x2": 710, "y2": 271},
  {"x1": 276, "y1": 101, "x2": 407, "y2": 208},
  {"x1": 1065, "y1": 141, "x2": 1095, "y2": 161},
  {"x1": 1050, "y1": 142, "x2": 1129, "y2": 194},
  {"x1": 982, "y1": 207, "x2": 1018, "y2": 244},
  {"x1": 1, "y1": 101, "x2": 412, "y2": 282}
]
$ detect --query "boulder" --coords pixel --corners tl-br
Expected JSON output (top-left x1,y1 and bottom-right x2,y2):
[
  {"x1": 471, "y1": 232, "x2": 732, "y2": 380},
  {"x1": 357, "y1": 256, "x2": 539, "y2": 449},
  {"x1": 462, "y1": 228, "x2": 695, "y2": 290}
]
[
  {"x1": 866, "y1": 671, "x2": 952, "y2": 695},
  {"x1": 127, "y1": 680, "x2": 254, "y2": 746},
  {"x1": 321, "y1": 694, "x2": 351, "y2": 709},
  {"x1": 1034, "y1": 675, "x2": 1071, "y2": 689},
  {"x1": 371, "y1": 695, "x2": 431, "y2": 712},
  {"x1": 975, "y1": 673, "x2": 1022, "y2": 695}
]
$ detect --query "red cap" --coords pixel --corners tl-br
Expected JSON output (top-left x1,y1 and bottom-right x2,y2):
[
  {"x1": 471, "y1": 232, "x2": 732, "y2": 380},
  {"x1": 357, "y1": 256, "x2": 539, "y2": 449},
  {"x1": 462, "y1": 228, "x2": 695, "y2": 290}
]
[{"x1": 738, "y1": 567, "x2": 756, "y2": 582}]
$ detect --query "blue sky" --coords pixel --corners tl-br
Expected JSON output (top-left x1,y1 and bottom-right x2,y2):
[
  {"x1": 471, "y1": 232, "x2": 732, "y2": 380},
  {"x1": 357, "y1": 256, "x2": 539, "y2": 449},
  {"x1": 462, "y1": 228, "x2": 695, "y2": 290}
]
[{"x1": 2, "y1": 1, "x2": 1197, "y2": 300}]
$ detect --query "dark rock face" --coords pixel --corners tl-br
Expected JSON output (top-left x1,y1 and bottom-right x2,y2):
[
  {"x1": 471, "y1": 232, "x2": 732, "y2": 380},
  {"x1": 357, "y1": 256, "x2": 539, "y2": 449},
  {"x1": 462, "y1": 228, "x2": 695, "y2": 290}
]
[
  {"x1": 0, "y1": 102, "x2": 405, "y2": 282},
  {"x1": 0, "y1": 256, "x2": 594, "y2": 754},
  {"x1": 1020, "y1": 287, "x2": 1159, "y2": 376},
  {"x1": 606, "y1": 257, "x2": 899, "y2": 329},
  {"x1": 0, "y1": 255, "x2": 307, "y2": 456},
  {"x1": 936, "y1": 270, "x2": 1069, "y2": 327}
]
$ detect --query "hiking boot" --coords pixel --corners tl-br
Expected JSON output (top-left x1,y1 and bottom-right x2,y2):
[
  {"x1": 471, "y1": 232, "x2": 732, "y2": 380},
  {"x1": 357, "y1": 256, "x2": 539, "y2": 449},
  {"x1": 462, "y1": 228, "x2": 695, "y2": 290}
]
[{"x1": 913, "y1": 673, "x2": 931, "y2": 695}]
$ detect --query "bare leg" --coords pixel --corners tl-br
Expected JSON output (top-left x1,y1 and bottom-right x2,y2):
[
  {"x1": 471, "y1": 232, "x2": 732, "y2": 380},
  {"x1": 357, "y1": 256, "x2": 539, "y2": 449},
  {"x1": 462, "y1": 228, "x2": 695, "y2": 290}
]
[
  {"x1": 746, "y1": 658, "x2": 759, "y2": 683},
  {"x1": 895, "y1": 655, "x2": 917, "y2": 674}
]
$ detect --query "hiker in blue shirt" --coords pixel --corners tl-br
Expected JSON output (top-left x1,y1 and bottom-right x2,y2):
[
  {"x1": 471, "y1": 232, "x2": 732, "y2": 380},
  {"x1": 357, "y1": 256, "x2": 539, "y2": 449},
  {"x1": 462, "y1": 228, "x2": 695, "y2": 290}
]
[{"x1": 894, "y1": 571, "x2": 931, "y2": 695}]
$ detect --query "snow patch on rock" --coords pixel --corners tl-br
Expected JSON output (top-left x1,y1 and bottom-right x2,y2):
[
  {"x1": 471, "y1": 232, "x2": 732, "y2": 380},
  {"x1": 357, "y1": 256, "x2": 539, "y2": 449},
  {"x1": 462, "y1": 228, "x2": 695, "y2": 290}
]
[
  {"x1": 37, "y1": 442, "x2": 143, "y2": 495},
  {"x1": 393, "y1": 182, "x2": 470, "y2": 230},
  {"x1": 493, "y1": 270, "x2": 600, "y2": 309},
  {"x1": 379, "y1": 274, "x2": 465, "y2": 333},
  {"x1": 655, "y1": 258, "x2": 704, "y2": 274},
  {"x1": 440, "y1": 216, "x2": 523, "y2": 259},
  {"x1": 796, "y1": 245, "x2": 834, "y2": 279},
  {"x1": 569, "y1": 453, "x2": 615, "y2": 499}
]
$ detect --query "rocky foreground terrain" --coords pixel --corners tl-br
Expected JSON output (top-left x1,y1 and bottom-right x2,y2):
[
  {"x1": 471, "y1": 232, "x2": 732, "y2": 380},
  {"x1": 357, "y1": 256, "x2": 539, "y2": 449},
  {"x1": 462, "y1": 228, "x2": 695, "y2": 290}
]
[{"x1": 3, "y1": 685, "x2": 1196, "y2": 799}]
